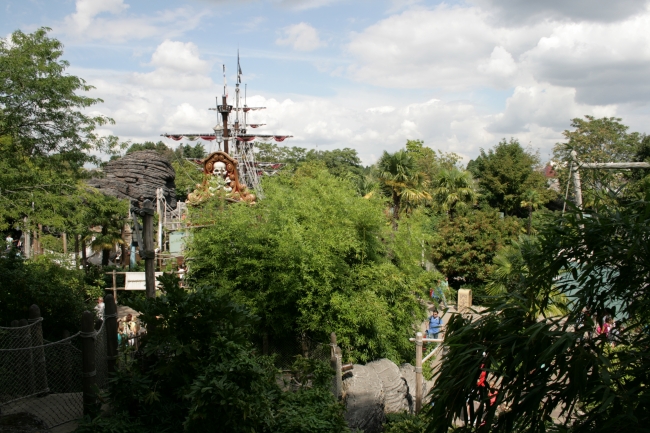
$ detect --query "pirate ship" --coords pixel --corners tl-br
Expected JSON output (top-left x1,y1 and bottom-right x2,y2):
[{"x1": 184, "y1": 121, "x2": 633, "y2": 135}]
[{"x1": 162, "y1": 53, "x2": 292, "y2": 204}]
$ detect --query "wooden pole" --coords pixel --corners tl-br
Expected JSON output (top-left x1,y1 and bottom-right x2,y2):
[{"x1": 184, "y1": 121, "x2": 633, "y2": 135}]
[
  {"x1": 104, "y1": 294, "x2": 118, "y2": 374},
  {"x1": 74, "y1": 234, "x2": 79, "y2": 269},
  {"x1": 23, "y1": 217, "x2": 31, "y2": 259},
  {"x1": 142, "y1": 200, "x2": 156, "y2": 299},
  {"x1": 330, "y1": 332, "x2": 343, "y2": 400},
  {"x1": 81, "y1": 311, "x2": 97, "y2": 415},
  {"x1": 570, "y1": 151, "x2": 583, "y2": 208},
  {"x1": 81, "y1": 237, "x2": 87, "y2": 269},
  {"x1": 112, "y1": 269, "x2": 117, "y2": 303},
  {"x1": 415, "y1": 331, "x2": 423, "y2": 414},
  {"x1": 62, "y1": 232, "x2": 67, "y2": 255},
  {"x1": 28, "y1": 305, "x2": 48, "y2": 394}
]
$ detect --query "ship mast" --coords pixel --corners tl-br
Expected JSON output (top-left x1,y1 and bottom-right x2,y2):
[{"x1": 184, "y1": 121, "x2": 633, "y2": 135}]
[{"x1": 162, "y1": 53, "x2": 293, "y2": 196}]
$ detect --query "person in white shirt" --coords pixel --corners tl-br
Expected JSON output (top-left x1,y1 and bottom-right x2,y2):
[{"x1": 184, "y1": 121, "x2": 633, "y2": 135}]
[{"x1": 94, "y1": 296, "x2": 105, "y2": 318}]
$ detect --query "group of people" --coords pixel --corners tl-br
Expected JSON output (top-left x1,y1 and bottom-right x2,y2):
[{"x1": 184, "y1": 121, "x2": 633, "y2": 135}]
[
  {"x1": 577, "y1": 308, "x2": 624, "y2": 346},
  {"x1": 94, "y1": 296, "x2": 144, "y2": 349}
]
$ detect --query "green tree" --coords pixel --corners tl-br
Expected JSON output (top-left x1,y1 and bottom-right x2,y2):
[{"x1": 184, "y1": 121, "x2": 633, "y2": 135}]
[
  {"x1": 378, "y1": 150, "x2": 431, "y2": 229},
  {"x1": 553, "y1": 116, "x2": 642, "y2": 207},
  {"x1": 305, "y1": 148, "x2": 363, "y2": 178},
  {"x1": 468, "y1": 138, "x2": 552, "y2": 216},
  {"x1": 427, "y1": 196, "x2": 650, "y2": 433},
  {"x1": 405, "y1": 139, "x2": 461, "y2": 183},
  {"x1": 429, "y1": 208, "x2": 521, "y2": 289},
  {"x1": 520, "y1": 189, "x2": 544, "y2": 234},
  {"x1": 188, "y1": 164, "x2": 430, "y2": 364},
  {"x1": 431, "y1": 167, "x2": 478, "y2": 217},
  {"x1": 0, "y1": 28, "x2": 117, "y2": 231},
  {"x1": 78, "y1": 274, "x2": 349, "y2": 433}
]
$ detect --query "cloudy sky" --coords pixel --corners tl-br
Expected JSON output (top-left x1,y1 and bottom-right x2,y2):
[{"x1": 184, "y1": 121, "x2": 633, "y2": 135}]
[{"x1": 2, "y1": 0, "x2": 650, "y2": 165}]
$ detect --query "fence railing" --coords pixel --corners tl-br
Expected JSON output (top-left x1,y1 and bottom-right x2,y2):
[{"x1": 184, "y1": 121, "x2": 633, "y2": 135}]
[{"x1": 0, "y1": 300, "x2": 115, "y2": 430}]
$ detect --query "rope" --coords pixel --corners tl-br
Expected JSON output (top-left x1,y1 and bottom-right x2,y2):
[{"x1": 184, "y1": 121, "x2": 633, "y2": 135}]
[
  {"x1": 79, "y1": 331, "x2": 97, "y2": 340},
  {"x1": 0, "y1": 317, "x2": 43, "y2": 330},
  {"x1": 81, "y1": 370, "x2": 97, "y2": 378},
  {"x1": 103, "y1": 313, "x2": 118, "y2": 319},
  {"x1": 0, "y1": 331, "x2": 81, "y2": 352}
]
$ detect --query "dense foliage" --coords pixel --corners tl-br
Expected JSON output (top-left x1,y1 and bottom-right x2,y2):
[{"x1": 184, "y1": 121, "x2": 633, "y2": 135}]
[
  {"x1": 553, "y1": 116, "x2": 646, "y2": 207},
  {"x1": 468, "y1": 139, "x2": 553, "y2": 216},
  {"x1": 188, "y1": 164, "x2": 431, "y2": 363},
  {"x1": 428, "y1": 208, "x2": 521, "y2": 290},
  {"x1": 0, "y1": 28, "x2": 120, "y2": 232},
  {"x1": 0, "y1": 253, "x2": 103, "y2": 338},
  {"x1": 78, "y1": 274, "x2": 349, "y2": 433},
  {"x1": 427, "y1": 194, "x2": 650, "y2": 433}
]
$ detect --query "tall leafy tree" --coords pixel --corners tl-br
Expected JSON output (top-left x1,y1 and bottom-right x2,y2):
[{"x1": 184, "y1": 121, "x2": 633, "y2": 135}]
[
  {"x1": 468, "y1": 139, "x2": 552, "y2": 216},
  {"x1": 378, "y1": 150, "x2": 431, "y2": 229},
  {"x1": 431, "y1": 167, "x2": 478, "y2": 217},
  {"x1": 429, "y1": 208, "x2": 520, "y2": 289},
  {"x1": 188, "y1": 164, "x2": 430, "y2": 364},
  {"x1": 0, "y1": 28, "x2": 117, "y2": 231},
  {"x1": 553, "y1": 116, "x2": 642, "y2": 207}
]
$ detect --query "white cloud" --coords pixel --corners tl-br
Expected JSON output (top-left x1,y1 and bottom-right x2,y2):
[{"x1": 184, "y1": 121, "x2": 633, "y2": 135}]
[
  {"x1": 131, "y1": 40, "x2": 213, "y2": 90},
  {"x1": 468, "y1": 0, "x2": 650, "y2": 24},
  {"x1": 276, "y1": 23, "x2": 325, "y2": 51},
  {"x1": 59, "y1": 0, "x2": 204, "y2": 42},
  {"x1": 347, "y1": 5, "x2": 525, "y2": 89},
  {"x1": 273, "y1": 0, "x2": 343, "y2": 11}
]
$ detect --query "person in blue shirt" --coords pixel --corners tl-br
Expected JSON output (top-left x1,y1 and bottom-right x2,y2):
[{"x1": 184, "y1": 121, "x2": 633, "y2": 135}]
[{"x1": 428, "y1": 310, "x2": 444, "y2": 339}]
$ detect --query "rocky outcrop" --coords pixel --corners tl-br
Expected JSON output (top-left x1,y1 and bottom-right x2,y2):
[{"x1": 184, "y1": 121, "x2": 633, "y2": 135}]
[
  {"x1": 88, "y1": 151, "x2": 176, "y2": 207},
  {"x1": 342, "y1": 358, "x2": 432, "y2": 433}
]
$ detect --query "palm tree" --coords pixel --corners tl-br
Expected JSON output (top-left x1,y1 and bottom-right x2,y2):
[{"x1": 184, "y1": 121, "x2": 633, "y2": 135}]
[
  {"x1": 91, "y1": 217, "x2": 125, "y2": 266},
  {"x1": 486, "y1": 236, "x2": 567, "y2": 317},
  {"x1": 377, "y1": 150, "x2": 431, "y2": 229},
  {"x1": 520, "y1": 189, "x2": 544, "y2": 234},
  {"x1": 431, "y1": 167, "x2": 477, "y2": 218}
]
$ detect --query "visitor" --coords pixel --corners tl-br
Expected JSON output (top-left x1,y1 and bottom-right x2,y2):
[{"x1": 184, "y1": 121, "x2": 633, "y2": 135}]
[
  {"x1": 94, "y1": 296, "x2": 105, "y2": 319},
  {"x1": 428, "y1": 310, "x2": 444, "y2": 340}
]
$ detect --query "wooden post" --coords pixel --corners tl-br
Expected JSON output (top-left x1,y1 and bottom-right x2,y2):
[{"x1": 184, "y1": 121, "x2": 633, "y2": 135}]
[
  {"x1": 28, "y1": 305, "x2": 48, "y2": 394},
  {"x1": 142, "y1": 200, "x2": 156, "y2": 299},
  {"x1": 570, "y1": 151, "x2": 583, "y2": 208},
  {"x1": 37, "y1": 224, "x2": 44, "y2": 254},
  {"x1": 112, "y1": 269, "x2": 117, "y2": 303},
  {"x1": 24, "y1": 217, "x2": 31, "y2": 259},
  {"x1": 62, "y1": 232, "x2": 67, "y2": 255},
  {"x1": 81, "y1": 311, "x2": 97, "y2": 415},
  {"x1": 104, "y1": 294, "x2": 118, "y2": 374},
  {"x1": 74, "y1": 234, "x2": 79, "y2": 269},
  {"x1": 81, "y1": 237, "x2": 87, "y2": 269},
  {"x1": 330, "y1": 332, "x2": 343, "y2": 400},
  {"x1": 415, "y1": 332, "x2": 423, "y2": 414}
]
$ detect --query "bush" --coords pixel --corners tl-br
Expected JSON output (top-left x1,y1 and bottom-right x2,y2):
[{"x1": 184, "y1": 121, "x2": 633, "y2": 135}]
[
  {"x1": 78, "y1": 274, "x2": 349, "y2": 432},
  {"x1": 382, "y1": 412, "x2": 428, "y2": 433},
  {"x1": 0, "y1": 253, "x2": 103, "y2": 339},
  {"x1": 188, "y1": 164, "x2": 430, "y2": 364}
]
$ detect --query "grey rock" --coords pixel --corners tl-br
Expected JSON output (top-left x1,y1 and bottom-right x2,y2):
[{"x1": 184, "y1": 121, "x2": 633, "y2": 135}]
[
  {"x1": 87, "y1": 151, "x2": 177, "y2": 207},
  {"x1": 343, "y1": 359, "x2": 430, "y2": 433}
]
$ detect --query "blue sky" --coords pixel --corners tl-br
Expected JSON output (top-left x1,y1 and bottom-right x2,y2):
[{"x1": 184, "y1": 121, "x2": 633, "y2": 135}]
[{"x1": 3, "y1": 0, "x2": 650, "y2": 164}]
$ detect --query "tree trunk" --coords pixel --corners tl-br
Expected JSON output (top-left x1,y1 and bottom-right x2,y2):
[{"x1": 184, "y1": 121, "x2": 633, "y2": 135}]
[
  {"x1": 81, "y1": 237, "x2": 87, "y2": 269},
  {"x1": 527, "y1": 205, "x2": 532, "y2": 235},
  {"x1": 392, "y1": 193, "x2": 401, "y2": 231},
  {"x1": 74, "y1": 234, "x2": 79, "y2": 269},
  {"x1": 102, "y1": 249, "x2": 110, "y2": 266}
]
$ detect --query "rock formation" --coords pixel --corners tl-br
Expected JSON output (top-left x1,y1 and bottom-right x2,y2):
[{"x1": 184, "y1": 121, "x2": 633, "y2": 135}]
[
  {"x1": 342, "y1": 358, "x2": 434, "y2": 433},
  {"x1": 88, "y1": 151, "x2": 176, "y2": 207}
]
